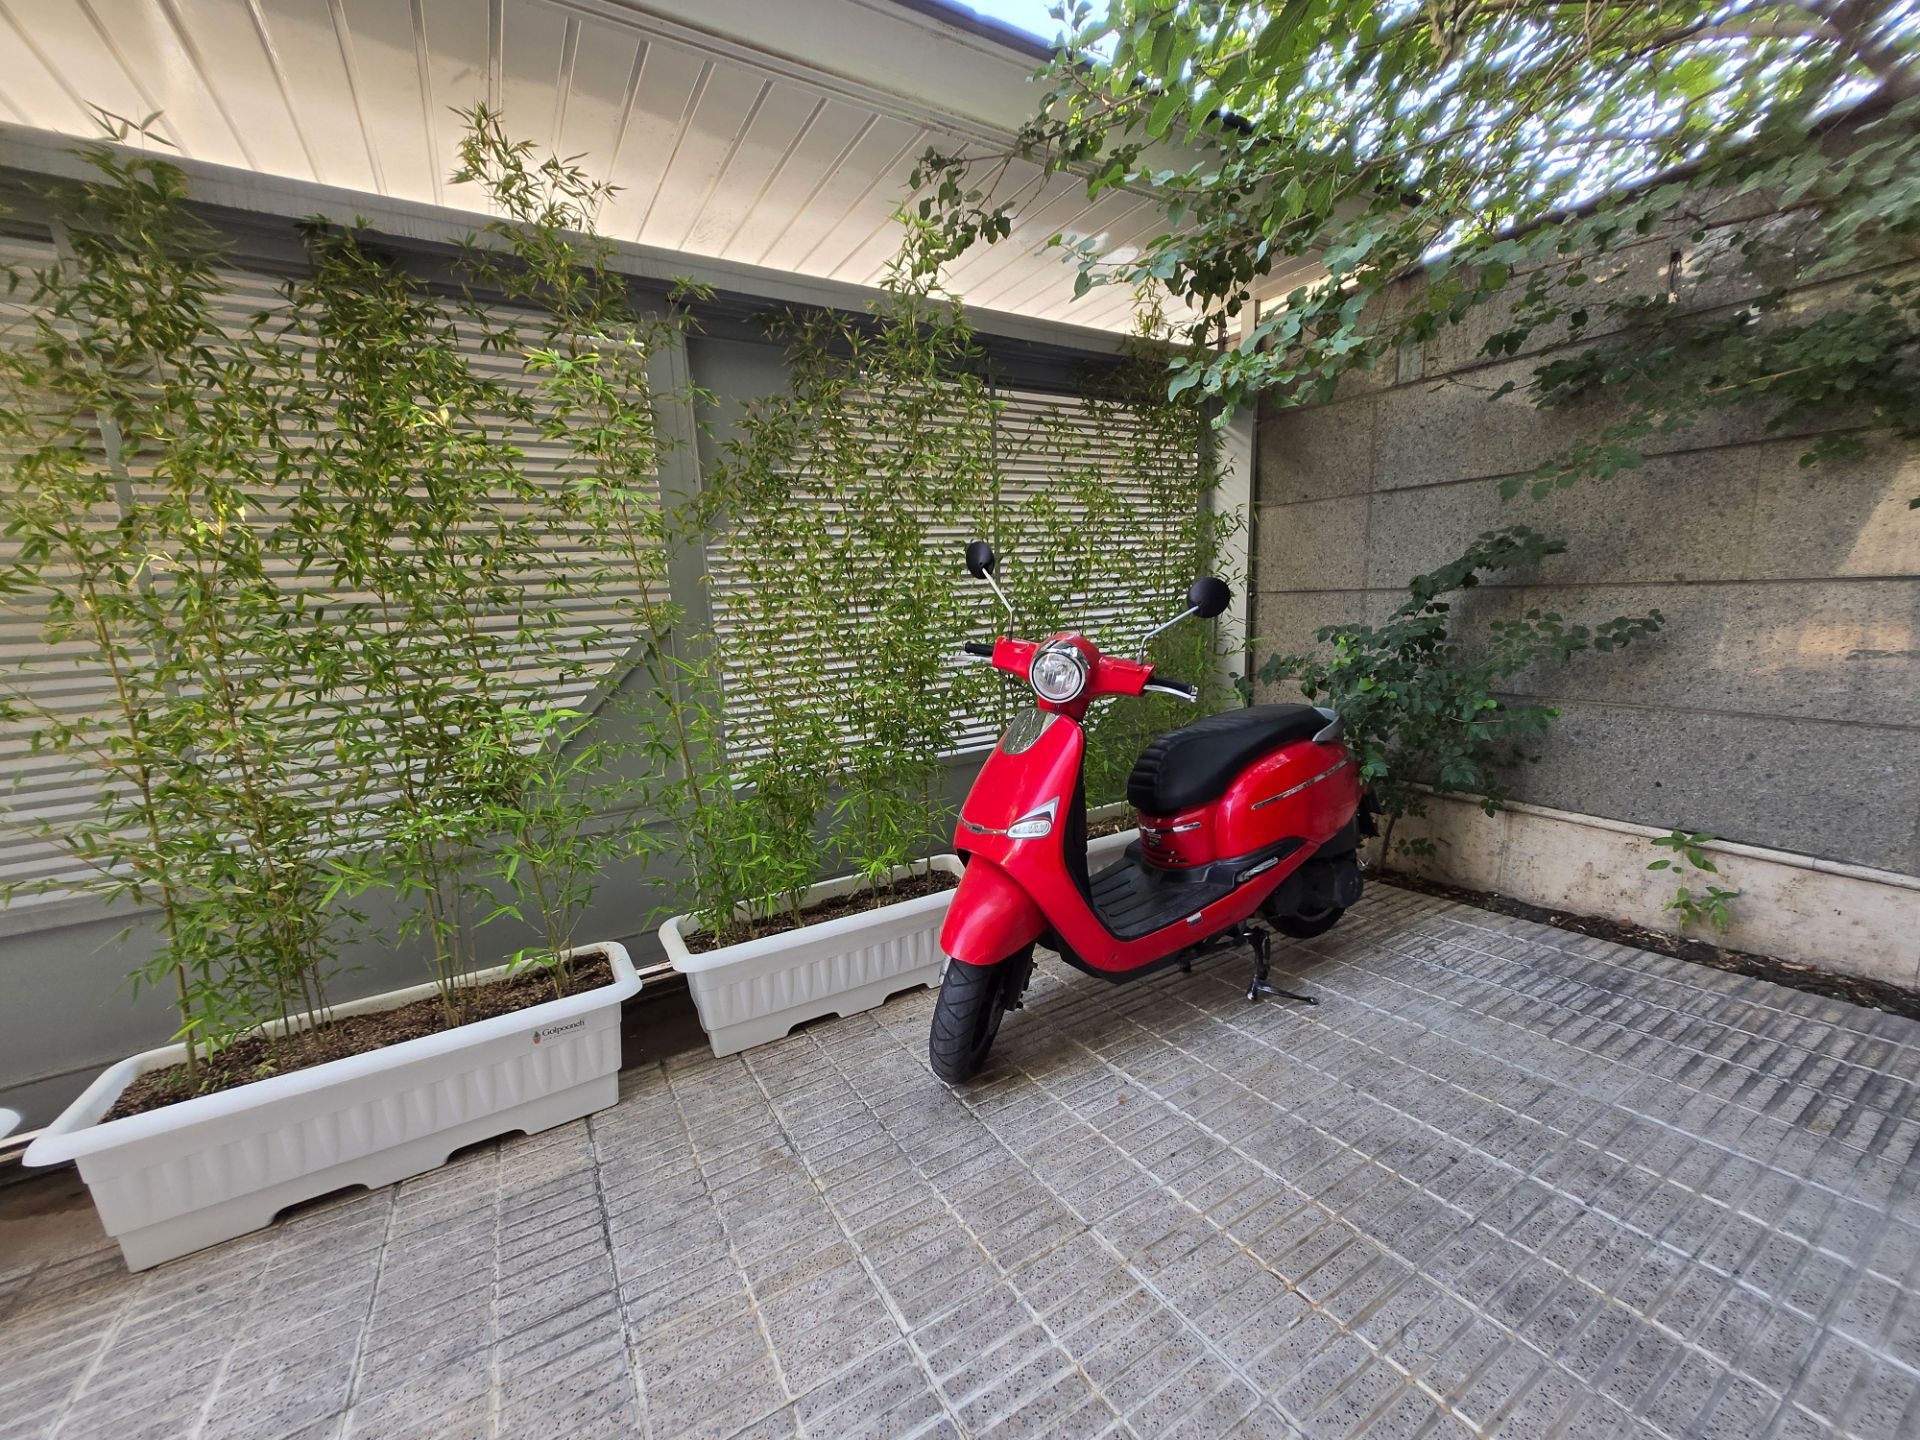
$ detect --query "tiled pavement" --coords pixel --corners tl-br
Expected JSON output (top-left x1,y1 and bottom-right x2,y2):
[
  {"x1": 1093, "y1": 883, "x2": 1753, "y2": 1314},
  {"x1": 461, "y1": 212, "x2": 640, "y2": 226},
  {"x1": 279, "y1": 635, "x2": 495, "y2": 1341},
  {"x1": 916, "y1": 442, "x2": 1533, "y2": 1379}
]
[{"x1": 5, "y1": 886, "x2": 1920, "y2": 1439}]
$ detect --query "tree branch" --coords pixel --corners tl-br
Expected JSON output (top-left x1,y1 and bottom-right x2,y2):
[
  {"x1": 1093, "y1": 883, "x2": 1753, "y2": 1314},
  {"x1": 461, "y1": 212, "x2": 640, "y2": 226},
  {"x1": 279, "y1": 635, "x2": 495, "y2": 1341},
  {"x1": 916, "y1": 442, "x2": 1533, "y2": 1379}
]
[{"x1": 1787, "y1": 0, "x2": 1920, "y2": 96}]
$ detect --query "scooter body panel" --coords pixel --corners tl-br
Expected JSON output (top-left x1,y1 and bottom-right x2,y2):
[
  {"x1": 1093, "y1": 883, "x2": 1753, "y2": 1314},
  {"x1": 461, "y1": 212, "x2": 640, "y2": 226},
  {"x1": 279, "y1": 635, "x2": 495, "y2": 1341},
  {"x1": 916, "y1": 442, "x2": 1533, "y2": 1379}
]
[
  {"x1": 939, "y1": 855, "x2": 1046, "y2": 969},
  {"x1": 946, "y1": 705, "x2": 1353, "y2": 977}
]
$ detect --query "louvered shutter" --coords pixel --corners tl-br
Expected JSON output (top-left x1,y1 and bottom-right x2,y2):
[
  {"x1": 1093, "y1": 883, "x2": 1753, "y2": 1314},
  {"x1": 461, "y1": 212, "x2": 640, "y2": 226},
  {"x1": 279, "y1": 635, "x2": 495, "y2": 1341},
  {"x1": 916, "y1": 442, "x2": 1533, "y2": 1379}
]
[
  {"x1": 0, "y1": 233, "x2": 111, "y2": 899},
  {"x1": 706, "y1": 383, "x2": 1207, "y2": 763},
  {"x1": 0, "y1": 242, "x2": 659, "y2": 903},
  {"x1": 702, "y1": 384, "x2": 990, "y2": 766}
]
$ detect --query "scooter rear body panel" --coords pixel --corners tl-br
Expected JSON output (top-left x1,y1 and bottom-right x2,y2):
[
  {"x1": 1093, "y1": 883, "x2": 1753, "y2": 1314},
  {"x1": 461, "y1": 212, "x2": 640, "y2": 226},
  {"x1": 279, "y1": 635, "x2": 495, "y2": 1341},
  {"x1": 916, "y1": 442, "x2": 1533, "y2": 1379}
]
[{"x1": 1137, "y1": 740, "x2": 1359, "y2": 871}]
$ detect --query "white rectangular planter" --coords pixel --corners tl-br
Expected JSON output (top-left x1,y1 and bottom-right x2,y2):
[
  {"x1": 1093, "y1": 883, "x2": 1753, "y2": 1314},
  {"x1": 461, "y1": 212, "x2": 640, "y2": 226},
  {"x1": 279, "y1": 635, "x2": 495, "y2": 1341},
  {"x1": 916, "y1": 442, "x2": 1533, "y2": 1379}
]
[
  {"x1": 25, "y1": 943, "x2": 639, "y2": 1271},
  {"x1": 662, "y1": 856, "x2": 964, "y2": 1057}
]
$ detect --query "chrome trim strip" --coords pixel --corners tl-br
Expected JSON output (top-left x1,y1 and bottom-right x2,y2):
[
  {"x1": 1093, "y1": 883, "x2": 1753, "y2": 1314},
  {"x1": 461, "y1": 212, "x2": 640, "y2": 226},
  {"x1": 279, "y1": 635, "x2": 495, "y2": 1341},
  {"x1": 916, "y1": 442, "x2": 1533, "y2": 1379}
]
[
  {"x1": 1249, "y1": 757, "x2": 1351, "y2": 811},
  {"x1": 1031, "y1": 638, "x2": 1090, "y2": 703},
  {"x1": 1141, "y1": 821, "x2": 1202, "y2": 836}
]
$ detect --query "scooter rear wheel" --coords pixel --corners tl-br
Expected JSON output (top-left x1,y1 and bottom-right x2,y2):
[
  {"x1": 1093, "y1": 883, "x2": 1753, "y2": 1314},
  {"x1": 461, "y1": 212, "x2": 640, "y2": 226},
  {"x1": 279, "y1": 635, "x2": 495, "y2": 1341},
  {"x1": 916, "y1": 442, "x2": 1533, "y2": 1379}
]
[
  {"x1": 1271, "y1": 906, "x2": 1345, "y2": 940},
  {"x1": 929, "y1": 949, "x2": 1031, "y2": 1084}
]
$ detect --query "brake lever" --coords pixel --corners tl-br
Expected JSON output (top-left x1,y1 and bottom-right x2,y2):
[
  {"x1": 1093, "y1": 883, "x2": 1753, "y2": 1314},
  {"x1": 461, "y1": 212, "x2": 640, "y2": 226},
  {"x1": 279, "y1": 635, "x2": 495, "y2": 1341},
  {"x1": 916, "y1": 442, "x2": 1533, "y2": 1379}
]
[{"x1": 1143, "y1": 680, "x2": 1198, "y2": 703}]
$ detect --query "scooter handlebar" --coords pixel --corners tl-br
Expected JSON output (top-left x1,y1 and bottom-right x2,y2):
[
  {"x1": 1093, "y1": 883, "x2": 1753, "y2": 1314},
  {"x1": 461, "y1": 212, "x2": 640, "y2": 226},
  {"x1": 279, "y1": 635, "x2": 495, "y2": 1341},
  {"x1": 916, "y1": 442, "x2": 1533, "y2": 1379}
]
[{"x1": 964, "y1": 639, "x2": 1193, "y2": 699}]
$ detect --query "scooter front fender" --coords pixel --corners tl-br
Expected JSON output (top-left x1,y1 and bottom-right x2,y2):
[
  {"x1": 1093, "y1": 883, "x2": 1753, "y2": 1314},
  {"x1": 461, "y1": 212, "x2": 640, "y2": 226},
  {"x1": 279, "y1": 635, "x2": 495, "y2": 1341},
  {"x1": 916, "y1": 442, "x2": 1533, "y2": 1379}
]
[{"x1": 940, "y1": 857, "x2": 1046, "y2": 968}]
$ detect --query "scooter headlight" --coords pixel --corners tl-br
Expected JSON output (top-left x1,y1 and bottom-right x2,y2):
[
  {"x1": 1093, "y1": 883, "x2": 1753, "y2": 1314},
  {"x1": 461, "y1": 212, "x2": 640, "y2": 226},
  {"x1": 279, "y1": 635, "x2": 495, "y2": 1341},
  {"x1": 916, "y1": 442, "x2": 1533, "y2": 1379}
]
[{"x1": 1030, "y1": 642, "x2": 1089, "y2": 703}]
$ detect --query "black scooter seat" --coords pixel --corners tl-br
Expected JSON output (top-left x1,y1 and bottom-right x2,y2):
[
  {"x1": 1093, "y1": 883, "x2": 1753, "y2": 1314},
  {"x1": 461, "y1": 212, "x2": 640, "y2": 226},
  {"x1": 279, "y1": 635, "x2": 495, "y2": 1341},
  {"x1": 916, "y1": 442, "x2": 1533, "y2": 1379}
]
[{"x1": 1126, "y1": 704, "x2": 1328, "y2": 815}]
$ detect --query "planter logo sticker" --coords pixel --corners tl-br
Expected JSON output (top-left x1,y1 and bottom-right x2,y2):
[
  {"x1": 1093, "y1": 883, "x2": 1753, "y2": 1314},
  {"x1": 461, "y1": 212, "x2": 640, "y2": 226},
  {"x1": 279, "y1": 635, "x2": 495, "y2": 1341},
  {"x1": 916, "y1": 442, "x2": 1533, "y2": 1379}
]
[{"x1": 532, "y1": 1018, "x2": 586, "y2": 1045}]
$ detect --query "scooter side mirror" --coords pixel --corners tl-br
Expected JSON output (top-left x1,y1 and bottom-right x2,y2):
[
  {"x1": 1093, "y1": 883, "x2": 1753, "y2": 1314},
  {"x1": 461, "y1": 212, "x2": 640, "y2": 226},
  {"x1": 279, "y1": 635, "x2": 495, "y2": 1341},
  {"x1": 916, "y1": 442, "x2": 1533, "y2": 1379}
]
[
  {"x1": 966, "y1": 540, "x2": 1015, "y2": 621},
  {"x1": 1188, "y1": 576, "x2": 1231, "y2": 620}
]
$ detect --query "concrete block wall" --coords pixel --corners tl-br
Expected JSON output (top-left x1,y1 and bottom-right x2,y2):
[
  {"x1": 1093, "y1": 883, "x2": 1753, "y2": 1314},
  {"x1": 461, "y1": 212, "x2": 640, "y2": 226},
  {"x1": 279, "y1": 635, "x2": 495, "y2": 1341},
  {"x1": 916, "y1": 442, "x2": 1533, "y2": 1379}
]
[{"x1": 1253, "y1": 232, "x2": 1920, "y2": 878}]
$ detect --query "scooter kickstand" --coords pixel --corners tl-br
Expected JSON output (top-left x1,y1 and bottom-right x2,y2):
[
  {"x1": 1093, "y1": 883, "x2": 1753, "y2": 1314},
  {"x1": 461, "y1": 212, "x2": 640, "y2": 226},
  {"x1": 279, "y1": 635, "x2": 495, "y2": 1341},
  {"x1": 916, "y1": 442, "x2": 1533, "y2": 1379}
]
[{"x1": 1247, "y1": 928, "x2": 1318, "y2": 1006}]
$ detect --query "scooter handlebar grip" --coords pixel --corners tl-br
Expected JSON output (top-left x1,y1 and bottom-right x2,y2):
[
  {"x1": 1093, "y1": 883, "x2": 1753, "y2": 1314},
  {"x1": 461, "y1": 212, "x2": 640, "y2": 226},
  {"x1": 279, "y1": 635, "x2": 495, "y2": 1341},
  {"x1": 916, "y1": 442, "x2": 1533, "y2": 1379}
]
[{"x1": 961, "y1": 641, "x2": 995, "y2": 658}]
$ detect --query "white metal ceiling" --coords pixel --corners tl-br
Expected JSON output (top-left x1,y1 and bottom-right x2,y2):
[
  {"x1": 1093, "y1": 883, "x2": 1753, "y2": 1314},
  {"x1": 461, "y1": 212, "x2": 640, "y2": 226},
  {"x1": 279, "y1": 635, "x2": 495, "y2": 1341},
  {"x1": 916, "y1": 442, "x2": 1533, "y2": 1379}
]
[{"x1": 0, "y1": 0, "x2": 1181, "y2": 334}]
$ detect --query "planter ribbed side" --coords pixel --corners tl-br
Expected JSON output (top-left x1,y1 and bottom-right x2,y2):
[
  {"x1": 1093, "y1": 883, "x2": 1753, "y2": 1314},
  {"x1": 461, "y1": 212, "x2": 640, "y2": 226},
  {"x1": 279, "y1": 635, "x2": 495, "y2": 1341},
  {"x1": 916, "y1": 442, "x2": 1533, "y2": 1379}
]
[
  {"x1": 25, "y1": 943, "x2": 639, "y2": 1271},
  {"x1": 662, "y1": 857, "x2": 965, "y2": 1058}
]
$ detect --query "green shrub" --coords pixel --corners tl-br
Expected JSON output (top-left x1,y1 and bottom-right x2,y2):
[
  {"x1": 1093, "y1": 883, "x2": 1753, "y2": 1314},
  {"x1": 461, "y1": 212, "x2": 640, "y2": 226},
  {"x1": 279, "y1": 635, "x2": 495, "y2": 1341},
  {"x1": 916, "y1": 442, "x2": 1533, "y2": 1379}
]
[{"x1": 1259, "y1": 526, "x2": 1664, "y2": 860}]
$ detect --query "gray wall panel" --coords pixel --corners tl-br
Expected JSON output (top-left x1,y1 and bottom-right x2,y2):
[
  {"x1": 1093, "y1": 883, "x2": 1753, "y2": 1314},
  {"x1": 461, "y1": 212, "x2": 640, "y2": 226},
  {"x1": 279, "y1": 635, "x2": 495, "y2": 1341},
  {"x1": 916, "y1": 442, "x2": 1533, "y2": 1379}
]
[{"x1": 1253, "y1": 243, "x2": 1920, "y2": 878}]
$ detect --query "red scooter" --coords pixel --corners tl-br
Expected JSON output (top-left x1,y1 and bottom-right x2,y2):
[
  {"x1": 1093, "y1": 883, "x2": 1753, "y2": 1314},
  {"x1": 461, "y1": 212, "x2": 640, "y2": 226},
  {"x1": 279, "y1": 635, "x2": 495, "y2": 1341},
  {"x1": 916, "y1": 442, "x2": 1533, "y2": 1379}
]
[{"x1": 930, "y1": 541, "x2": 1364, "y2": 1082}]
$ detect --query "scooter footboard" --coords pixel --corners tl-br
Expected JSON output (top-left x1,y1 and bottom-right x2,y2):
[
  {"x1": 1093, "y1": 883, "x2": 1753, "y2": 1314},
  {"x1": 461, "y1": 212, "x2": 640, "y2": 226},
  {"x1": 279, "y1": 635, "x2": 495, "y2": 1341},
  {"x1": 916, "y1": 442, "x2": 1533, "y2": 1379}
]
[{"x1": 940, "y1": 857, "x2": 1046, "y2": 968}]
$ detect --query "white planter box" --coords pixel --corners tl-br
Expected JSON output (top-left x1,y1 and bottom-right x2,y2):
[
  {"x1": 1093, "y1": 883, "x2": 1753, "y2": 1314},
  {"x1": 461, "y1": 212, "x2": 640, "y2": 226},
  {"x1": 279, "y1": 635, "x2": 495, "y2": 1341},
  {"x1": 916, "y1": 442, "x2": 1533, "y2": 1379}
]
[
  {"x1": 663, "y1": 856, "x2": 965, "y2": 1057},
  {"x1": 24, "y1": 944, "x2": 639, "y2": 1271}
]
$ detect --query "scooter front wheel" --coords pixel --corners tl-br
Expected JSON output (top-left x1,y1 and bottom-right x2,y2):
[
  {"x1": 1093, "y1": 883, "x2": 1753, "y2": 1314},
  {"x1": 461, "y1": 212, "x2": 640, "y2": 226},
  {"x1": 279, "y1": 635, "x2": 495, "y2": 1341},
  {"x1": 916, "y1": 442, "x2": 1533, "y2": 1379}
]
[{"x1": 929, "y1": 949, "x2": 1032, "y2": 1084}]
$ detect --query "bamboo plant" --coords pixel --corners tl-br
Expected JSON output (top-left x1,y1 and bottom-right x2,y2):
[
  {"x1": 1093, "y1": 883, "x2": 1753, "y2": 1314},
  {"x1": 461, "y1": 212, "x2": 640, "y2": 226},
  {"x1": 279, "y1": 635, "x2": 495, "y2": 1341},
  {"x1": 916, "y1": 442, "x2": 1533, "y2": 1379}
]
[
  {"x1": 0, "y1": 139, "x2": 353, "y2": 1079},
  {"x1": 706, "y1": 218, "x2": 1003, "y2": 929},
  {"x1": 702, "y1": 213, "x2": 1239, "y2": 930},
  {"x1": 447, "y1": 105, "x2": 740, "y2": 959},
  {"x1": 268, "y1": 220, "x2": 599, "y2": 1024}
]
